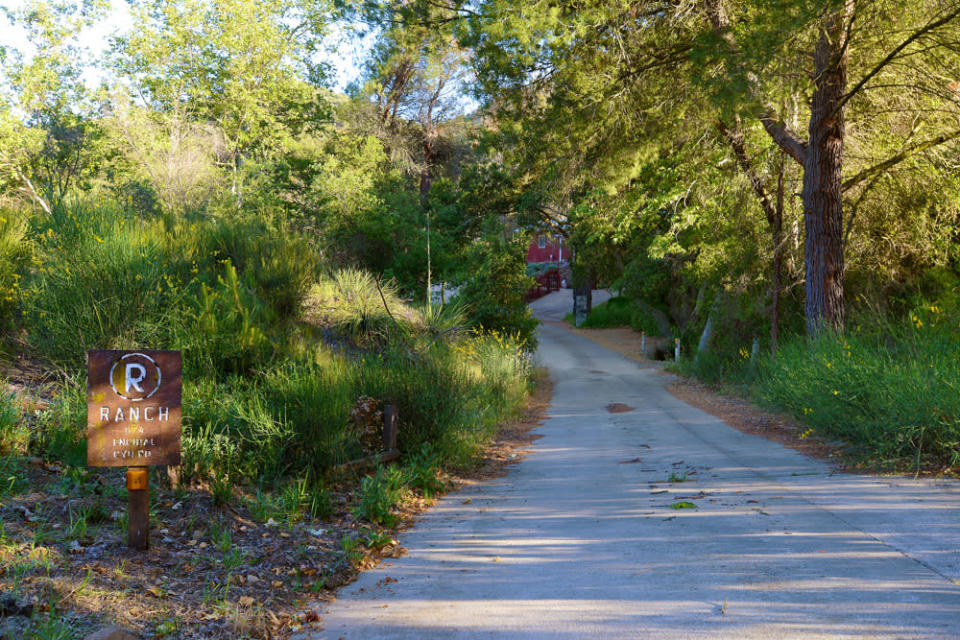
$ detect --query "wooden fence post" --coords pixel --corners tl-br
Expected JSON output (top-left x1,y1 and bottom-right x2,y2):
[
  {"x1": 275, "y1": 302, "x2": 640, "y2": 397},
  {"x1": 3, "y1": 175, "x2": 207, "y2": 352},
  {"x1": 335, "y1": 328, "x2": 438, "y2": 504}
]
[{"x1": 383, "y1": 404, "x2": 398, "y2": 451}]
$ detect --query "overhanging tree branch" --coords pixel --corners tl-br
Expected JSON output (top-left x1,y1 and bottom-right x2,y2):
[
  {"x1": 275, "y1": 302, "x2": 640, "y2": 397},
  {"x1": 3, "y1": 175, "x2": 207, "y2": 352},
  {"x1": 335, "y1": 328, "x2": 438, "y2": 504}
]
[
  {"x1": 717, "y1": 119, "x2": 777, "y2": 227},
  {"x1": 759, "y1": 113, "x2": 808, "y2": 165},
  {"x1": 841, "y1": 128, "x2": 960, "y2": 192},
  {"x1": 831, "y1": 6, "x2": 960, "y2": 118},
  {"x1": 703, "y1": 0, "x2": 808, "y2": 166}
]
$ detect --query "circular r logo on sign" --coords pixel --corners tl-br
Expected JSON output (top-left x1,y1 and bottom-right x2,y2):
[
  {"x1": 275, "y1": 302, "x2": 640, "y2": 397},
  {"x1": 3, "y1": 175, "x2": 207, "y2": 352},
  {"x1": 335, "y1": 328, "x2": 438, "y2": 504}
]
[{"x1": 109, "y1": 352, "x2": 162, "y2": 401}]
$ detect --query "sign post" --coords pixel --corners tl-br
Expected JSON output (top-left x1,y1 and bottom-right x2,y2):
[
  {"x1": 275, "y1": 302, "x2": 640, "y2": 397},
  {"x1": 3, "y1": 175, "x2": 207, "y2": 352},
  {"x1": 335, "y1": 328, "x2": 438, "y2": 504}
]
[
  {"x1": 87, "y1": 350, "x2": 181, "y2": 550},
  {"x1": 574, "y1": 295, "x2": 588, "y2": 327}
]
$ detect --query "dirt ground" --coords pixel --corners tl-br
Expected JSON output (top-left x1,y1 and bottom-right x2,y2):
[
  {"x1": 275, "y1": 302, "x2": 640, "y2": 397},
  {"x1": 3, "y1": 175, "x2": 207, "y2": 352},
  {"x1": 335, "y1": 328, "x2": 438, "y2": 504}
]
[
  {"x1": 0, "y1": 364, "x2": 553, "y2": 640},
  {"x1": 559, "y1": 324, "x2": 669, "y2": 368}
]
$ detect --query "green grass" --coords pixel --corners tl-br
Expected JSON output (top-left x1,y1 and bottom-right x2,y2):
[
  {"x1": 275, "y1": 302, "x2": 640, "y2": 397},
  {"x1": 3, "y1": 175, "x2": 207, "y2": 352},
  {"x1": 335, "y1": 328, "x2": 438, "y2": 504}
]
[
  {"x1": 23, "y1": 200, "x2": 314, "y2": 375},
  {"x1": 567, "y1": 296, "x2": 661, "y2": 335},
  {"x1": 176, "y1": 328, "x2": 530, "y2": 492},
  {"x1": 753, "y1": 310, "x2": 960, "y2": 472},
  {"x1": 7, "y1": 197, "x2": 532, "y2": 513},
  {"x1": 678, "y1": 304, "x2": 960, "y2": 473}
]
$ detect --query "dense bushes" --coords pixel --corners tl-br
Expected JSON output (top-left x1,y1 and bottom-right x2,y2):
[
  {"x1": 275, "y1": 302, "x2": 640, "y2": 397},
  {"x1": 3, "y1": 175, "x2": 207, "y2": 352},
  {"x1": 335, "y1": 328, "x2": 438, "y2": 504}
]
[
  {"x1": 3, "y1": 200, "x2": 533, "y2": 502},
  {"x1": 752, "y1": 307, "x2": 960, "y2": 471},
  {"x1": 157, "y1": 319, "x2": 530, "y2": 490},
  {"x1": 673, "y1": 301, "x2": 960, "y2": 472},
  {"x1": 22, "y1": 200, "x2": 313, "y2": 374},
  {"x1": 458, "y1": 234, "x2": 538, "y2": 350}
]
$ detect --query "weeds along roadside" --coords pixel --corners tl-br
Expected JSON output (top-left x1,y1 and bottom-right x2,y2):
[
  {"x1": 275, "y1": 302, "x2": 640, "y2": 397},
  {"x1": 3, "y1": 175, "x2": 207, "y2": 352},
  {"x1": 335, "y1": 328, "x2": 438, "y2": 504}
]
[
  {"x1": 672, "y1": 304, "x2": 960, "y2": 475},
  {"x1": 563, "y1": 296, "x2": 663, "y2": 336},
  {"x1": 3, "y1": 198, "x2": 534, "y2": 520}
]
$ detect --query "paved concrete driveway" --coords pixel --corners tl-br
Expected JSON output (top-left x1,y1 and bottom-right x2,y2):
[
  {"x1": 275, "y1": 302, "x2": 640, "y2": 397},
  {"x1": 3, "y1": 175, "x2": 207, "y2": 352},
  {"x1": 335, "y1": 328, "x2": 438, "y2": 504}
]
[
  {"x1": 528, "y1": 288, "x2": 612, "y2": 322},
  {"x1": 316, "y1": 298, "x2": 960, "y2": 639}
]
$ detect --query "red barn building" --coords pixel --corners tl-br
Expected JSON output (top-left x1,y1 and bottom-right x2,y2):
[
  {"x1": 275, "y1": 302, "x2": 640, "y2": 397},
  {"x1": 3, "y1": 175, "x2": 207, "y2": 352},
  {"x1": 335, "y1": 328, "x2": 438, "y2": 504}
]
[{"x1": 527, "y1": 233, "x2": 565, "y2": 264}]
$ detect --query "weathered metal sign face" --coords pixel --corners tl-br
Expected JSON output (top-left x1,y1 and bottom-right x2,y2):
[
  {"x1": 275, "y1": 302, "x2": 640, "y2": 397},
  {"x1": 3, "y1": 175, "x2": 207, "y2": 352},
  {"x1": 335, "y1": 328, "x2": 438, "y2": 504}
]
[{"x1": 87, "y1": 350, "x2": 182, "y2": 467}]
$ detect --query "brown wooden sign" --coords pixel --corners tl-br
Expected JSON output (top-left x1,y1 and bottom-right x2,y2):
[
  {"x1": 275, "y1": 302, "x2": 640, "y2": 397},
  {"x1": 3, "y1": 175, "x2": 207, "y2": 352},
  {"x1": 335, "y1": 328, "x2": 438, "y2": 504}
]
[{"x1": 87, "y1": 350, "x2": 182, "y2": 467}]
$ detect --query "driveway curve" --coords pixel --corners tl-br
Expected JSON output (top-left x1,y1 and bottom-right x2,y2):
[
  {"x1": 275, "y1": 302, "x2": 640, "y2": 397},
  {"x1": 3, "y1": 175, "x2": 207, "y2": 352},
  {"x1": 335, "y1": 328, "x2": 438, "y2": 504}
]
[{"x1": 316, "y1": 291, "x2": 960, "y2": 639}]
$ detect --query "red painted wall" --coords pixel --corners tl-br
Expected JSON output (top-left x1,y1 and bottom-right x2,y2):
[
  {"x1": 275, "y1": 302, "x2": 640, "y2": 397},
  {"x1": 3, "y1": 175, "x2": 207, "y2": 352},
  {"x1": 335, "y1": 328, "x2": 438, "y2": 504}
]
[{"x1": 527, "y1": 234, "x2": 565, "y2": 263}]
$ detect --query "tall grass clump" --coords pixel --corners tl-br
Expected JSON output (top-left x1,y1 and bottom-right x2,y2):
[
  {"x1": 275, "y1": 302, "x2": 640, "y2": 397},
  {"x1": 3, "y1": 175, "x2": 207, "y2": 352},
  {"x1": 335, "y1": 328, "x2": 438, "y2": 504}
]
[
  {"x1": 352, "y1": 330, "x2": 530, "y2": 468},
  {"x1": 310, "y1": 268, "x2": 408, "y2": 345},
  {"x1": 0, "y1": 384, "x2": 26, "y2": 456},
  {"x1": 0, "y1": 208, "x2": 31, "y2": 334},
  {"x1": 259, "y1": 353, "x2": 357, "y2": 471},
  {"x1": 24, "y1": 199, "x2": 314, "y2": 374},
  {"x1": 175, "y1": 323, "x2": 531, "y2": 490},
  {"x1": 25, "y1": 206, "x2": 188, "y2": 367},
  {"x1": 753, "y1": 305, "x2": 960, "y2": 471},
  {"x1": 32, "y1": 376, "x2": 87, "y2": 467}
]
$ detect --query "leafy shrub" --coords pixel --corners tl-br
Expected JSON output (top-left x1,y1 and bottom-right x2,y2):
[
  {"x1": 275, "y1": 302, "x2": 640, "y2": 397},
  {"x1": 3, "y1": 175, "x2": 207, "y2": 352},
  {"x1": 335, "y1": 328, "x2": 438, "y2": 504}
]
[
  {"x1": 754, "y1": 305, "x2": 960, "y2": 471},
  {"x1": 571, "y1": 296, "x2": 662, "y2": 335},
  {"x1": 618, "y1": 254, "x2": 670, "y2": 306},
  {"x1": 403, "y1": 444, "x2": 445, "y2": 498},
  {"x1": 353, "y1": 465, "x2": 406, "y2": 526},
  {"x1": 458, "y1": 235, "x2": 538, "y2": 350},
  {"x1": 629, "y1": 307, "x2": 662, "y2": 335},
  {"x1": 579, "y1": 296, "x2": 634, "y2": 327}
]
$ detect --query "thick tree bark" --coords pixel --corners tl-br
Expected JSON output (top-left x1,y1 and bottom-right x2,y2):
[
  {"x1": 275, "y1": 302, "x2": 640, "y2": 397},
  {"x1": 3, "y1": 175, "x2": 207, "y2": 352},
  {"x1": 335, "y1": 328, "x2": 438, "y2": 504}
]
[
  {"x1": 705, "y1": 0, "x2": 851, "y2": 334},
  {"x1": 801, "y1": 9, "x2": 850, "y2": 333}
]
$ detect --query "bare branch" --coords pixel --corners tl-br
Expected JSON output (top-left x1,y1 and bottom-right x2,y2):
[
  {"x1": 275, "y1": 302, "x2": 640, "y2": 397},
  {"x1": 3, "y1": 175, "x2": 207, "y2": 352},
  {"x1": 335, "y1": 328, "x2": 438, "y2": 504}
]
[
  {"x1": 717, "y1": 119, "x2": 777, "y2": 227},
  {"x1": 832, "y1": 5, "x2": 960, "y2": 118},
  {"x1": 841, "y1": 128, "x2": 960, "y2": 192},
  {"x1": 759, "y1": 113, "x2": 808, "y2": 165}
]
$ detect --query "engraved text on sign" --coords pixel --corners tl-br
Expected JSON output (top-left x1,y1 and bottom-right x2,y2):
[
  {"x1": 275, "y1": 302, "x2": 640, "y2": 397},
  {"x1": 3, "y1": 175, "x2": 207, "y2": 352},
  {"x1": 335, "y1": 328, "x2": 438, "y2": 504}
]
[{"x1": 87, "y1": 350, "x2": 182, "y2": 466}]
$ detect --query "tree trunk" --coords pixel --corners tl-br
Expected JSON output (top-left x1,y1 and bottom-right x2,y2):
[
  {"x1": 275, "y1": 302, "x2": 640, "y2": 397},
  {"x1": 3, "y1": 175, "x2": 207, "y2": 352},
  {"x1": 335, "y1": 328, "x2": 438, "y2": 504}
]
[
  {"x1": 705, "y1": 0, "x2": 852, "y2": 335},
  {"x1": 801, "y1": 12, "x2": 848, "y2": 334},
  {"x1": 421, "y1": 137, "x2": 434, "y2": 309},
  {"x1": 772, "y1": 152, "x2": 785, "y2": 353}
]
